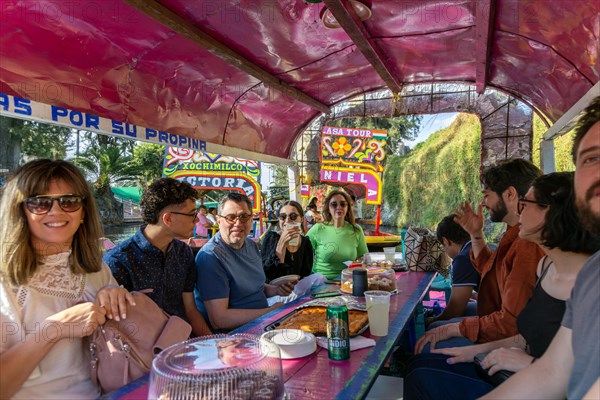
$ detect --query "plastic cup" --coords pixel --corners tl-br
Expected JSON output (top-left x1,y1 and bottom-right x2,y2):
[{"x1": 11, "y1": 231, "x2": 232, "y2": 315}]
[
  {"x1": 364, "y1": 290, "x2": 391, "y2": 336},
  {"x1": 383, "y1": 247, "x2": 395, "y2": 262},
  {"x1": 286, "y1": 222, "x2": 302, "y2": 246}
]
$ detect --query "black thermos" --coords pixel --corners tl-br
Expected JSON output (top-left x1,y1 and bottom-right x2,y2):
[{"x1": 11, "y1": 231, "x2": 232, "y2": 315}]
[{"x1": 352, "y1": 268, "x2": 368, "y2": 296}]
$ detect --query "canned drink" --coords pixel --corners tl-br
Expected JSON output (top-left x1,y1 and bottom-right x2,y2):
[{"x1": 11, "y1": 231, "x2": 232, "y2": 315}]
[{"x1": 326, "y1": 305, "x2": 350, "y2": 360}]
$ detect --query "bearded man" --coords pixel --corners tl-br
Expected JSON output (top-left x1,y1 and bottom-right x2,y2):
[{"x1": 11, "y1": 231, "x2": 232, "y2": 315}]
[{"x1": 416, "y1": 159, "x2": 545, "y2": 352}]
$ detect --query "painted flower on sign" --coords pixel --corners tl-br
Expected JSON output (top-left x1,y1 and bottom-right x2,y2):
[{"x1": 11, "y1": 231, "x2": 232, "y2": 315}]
[{"x1": 332, "y1": 137, "x2": 352, "y2": 156}]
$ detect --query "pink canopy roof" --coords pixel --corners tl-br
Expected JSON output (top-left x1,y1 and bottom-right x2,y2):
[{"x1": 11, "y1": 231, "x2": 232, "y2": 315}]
[{"x1": 1, "y1": 0, "x2": 598, "y2": 159}]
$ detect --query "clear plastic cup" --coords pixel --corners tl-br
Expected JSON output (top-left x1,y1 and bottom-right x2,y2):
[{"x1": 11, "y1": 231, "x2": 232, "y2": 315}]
[
  {"x1": 286, "y1": 222, "x2": 302, "y2": 246},
  {"x1": 364, "y1": 290, "x2": 391, "y2": 336},
  {"x1": 383, "y1": 247, "x2": 395, "y2": 262}
]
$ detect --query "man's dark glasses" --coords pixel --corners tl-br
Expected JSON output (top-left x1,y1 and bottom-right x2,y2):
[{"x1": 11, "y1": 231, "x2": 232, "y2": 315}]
[
  {"x1": 279, "y1": 213, "x2": 299, "y2": 221},
  {"x1": 24, "y1": 195, "x2": 85, "y2": 215}
]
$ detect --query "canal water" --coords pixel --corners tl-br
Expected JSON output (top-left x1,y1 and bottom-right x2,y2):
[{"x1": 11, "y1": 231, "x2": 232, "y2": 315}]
[{"x1": 103, "y1": 223, "x2": 140, "y2": 245}]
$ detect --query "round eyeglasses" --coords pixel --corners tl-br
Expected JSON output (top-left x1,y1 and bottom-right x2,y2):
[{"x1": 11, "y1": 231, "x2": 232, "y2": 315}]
[{"x1": 278, "y1": 212, "x2": 299, "y2": 221}]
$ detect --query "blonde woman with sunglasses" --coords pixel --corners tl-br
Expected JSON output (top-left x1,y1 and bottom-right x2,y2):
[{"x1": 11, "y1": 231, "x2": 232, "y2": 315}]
[
  {"x1": 261, "y1": 200, "x2": 314, "y2": 282},
  {"x1": 0, "y1": 159, "x2": 133, "y2": 399},
  {"x1": 306, "y1": 190, "x2": 368, "y2": 279}
]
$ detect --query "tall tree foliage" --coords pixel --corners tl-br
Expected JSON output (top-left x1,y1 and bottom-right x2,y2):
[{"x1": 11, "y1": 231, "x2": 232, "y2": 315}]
[
  {"x1": 0, "y1": 116, "x2": 71, "y2": 165},
  {"x1": 70, "y1": 144, "x2": 140, "y2": 195},
  {"x1": 130, "y1": 143, "x2": 166, "y2": 187}
]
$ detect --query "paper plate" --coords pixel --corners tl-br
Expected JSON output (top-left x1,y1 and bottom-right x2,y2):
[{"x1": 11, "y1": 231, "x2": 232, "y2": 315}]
[
  {"x1": 270, "y1": 274, "x2": 301, "y2": 285},
  {"x1": 260, "y1": 329, "x2": 317, "y2": 359}
]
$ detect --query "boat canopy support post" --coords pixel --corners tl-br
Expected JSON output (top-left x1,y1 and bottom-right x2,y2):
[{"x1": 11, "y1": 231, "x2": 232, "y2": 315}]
[
  {"x1": 288, "y1": 164, "x2": 301, "y2": 201},
  {"x1": 540, "y1": 140, "x2": 556, "y2": 174},
  {"x1": 375, "y1": 205, "x2": 381, "y2": 235}
]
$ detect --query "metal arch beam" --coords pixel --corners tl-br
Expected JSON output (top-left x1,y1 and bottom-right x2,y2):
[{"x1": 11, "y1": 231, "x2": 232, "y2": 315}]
[
  {"x1": 322, "y1": 0, "x2": 403, "y2": 93},
  {"x1": 543, "y1": 81, "x2": 600, "y2": 140},
  {"x1": 122, "y1": 0, "x2": 331, "y2": 114},
  {"x1": 475, "y1": 0, "x2": 496, "y2": 94}
]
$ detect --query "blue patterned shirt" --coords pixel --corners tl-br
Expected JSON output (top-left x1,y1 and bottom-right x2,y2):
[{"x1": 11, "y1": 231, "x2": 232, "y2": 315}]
[{"x1": 103, "y1": 226, "x2": 196, "y2": 320}]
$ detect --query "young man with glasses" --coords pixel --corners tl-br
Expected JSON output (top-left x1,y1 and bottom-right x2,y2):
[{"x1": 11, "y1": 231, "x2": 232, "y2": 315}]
[
  {"x1": 103, "y1": 178, "x2": 211, "y2": 336},
  {"x1": 261, "y1": 200, "x2": 314, "y2": 282},
  {"x1": 194, "y1": 192, "x2": 295, "y2": 331},
  {"x1": 416, "y1": 159, "x2": 545, "y2": 353},
  {"x1": 483, "y1": 96, "x2": 600, "y2": 399}
]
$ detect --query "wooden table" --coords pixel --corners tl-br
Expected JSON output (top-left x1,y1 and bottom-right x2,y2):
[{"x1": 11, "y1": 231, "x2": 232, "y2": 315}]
[{"x1": 102, "y1": 271, "x2": 435, "y2": 400}]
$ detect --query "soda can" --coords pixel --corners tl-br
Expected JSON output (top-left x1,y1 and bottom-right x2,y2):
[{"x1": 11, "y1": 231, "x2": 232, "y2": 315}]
[{"x1": 326, "y1": 305, "x2": 350, "y2": 360}]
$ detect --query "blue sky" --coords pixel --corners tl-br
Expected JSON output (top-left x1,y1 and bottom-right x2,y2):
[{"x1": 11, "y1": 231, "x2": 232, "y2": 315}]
[{"x1": 404, "y1": 112, "x2": 458, "y2": 147}]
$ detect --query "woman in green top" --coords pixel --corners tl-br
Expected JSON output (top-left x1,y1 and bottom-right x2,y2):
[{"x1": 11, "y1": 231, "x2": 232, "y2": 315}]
[{"x1": 306, "y1": 190, "x2": 368, "y2": 279}]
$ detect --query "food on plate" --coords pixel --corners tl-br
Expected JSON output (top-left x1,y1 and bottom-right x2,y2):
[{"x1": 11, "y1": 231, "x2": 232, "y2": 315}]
[
  {"x1": 340, "y1": 267, "x2": 396, "y2": 293},
  {"x1": 276, "y1": 307, "x2": 368, "y2": 336}
]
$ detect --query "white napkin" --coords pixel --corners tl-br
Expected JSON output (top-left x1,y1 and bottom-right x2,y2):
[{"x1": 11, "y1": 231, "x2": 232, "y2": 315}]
[
  {"x1": 316, "y1": 335, "x2": 376, "y2": 352},
  {"x1": 293, "y1": 273, "x2": 326, "y2": 296},
  {"x1": 267, "y1": 274, "x2": 327, "y2": 306}
]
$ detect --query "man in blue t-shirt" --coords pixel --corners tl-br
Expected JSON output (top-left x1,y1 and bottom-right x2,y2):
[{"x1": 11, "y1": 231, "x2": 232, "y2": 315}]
[
  {"x1": 485, "y1": 97, "x2": 600, "y2": 399},
  {"x1": 195, "y1": 192, "x2": 296, "y2": 331},
  {"x1": 426, "y1": 215, "x2": 480, "y2": 327}
]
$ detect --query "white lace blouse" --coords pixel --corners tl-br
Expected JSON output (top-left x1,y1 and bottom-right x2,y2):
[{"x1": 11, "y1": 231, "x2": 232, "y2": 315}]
[{"x1": 0, "y1": 251, "x2": 117, "y2": 399}]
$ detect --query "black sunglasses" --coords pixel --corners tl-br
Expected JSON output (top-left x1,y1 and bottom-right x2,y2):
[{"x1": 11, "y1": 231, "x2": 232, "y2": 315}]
[
  {"x1": 218, "y1": 213, "x2": 253, "y2": 224},
  {"x1": 330, "y1": 201, "x2": 348, "y2": 208},
  {"x1": 279, "y1": 212, "x2": 299, "y2": 221},
  {"x1": 24, "y1": 195, "x2": 85, "y2": 215},
  {"x1": 517, "y1": 196, "x2": 549, "y2": 214}
]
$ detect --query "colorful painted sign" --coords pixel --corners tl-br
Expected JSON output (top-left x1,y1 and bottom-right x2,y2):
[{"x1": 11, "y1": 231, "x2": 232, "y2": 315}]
[
  {"x1": 163, "y1": 147, "x2": 261, "y2": 212},
  {"x1": 320, "y1": 167, "x2": 382, "y2": 204},
  {"x1": 301, "y1": 184, "x2": 310, "y2": 199},
  {"x1": 320, "y1": 126, "x2": 388, "y2": 204},
  {"x1": 321, "y1": 126, "x2": 388, "y2": 172}
]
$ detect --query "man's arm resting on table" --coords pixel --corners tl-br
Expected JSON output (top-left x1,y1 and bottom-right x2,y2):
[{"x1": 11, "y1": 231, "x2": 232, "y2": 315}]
[
  {"x1": 204, "y1": 298, "x2": 281, "y2": 331},
  {"x1": 482, "y1": 326, "x2": 572, "y2": 399},
  {"x1": 182, "y1": 292, "x2": 212, "y2": 336},
  {"x1": 429, "y1": 286, "x2": 473, "y2": 324}
]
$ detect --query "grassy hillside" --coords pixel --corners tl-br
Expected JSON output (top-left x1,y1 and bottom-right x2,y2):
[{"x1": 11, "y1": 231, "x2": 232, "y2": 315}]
[
  {"x1": 383, "y1": 113, "x2": 481, "y2": 229},
  {"x1": 381, "y1": 113, "x2": 574, "y2": 234}
]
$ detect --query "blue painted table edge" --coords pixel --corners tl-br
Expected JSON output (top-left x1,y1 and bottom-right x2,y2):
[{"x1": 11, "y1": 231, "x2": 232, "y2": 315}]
[{"x1": 335, "y1": 271, "x2": 436, "y2": 400}]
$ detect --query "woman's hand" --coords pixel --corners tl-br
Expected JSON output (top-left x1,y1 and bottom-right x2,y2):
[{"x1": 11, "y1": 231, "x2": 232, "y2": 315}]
[
  {"x1": 431, "y1": 344, "x2": 483, "y2": 364},
  {"x1": 454, "y1": 201, "x2": 485, "y2": 237},
  {"x1": 95, "y1": 285, "x2": 136, "y2": 321},
  {"x1": 481, "y1": 347, "x2": 534, "y2": 375},
  {"x1": 45, "y1": 302, "x2": 107, "y2": 340},
  {"x1": 278, "y1": 224, "x2": 301, "y2": 247},
  {"x1": 414, "y1": 322, "x2": 461, "y2": 354}
]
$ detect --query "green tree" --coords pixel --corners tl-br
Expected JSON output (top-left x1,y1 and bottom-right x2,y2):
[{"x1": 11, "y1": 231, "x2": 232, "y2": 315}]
[
  {"x1": 70, "y1": 145, "x2": 140, "y2": 195},
  {"x1": 0, "y1": 116, "x2": 71, "y2": 163},
  {"x1": 130, "y1": 143, "x2": 166, "y2": 187}
]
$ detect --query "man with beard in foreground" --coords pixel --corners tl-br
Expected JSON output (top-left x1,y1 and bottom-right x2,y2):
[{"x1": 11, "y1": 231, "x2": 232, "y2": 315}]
[
  {"x1": 483, "y1": 97, "x2": 600, "y2": 399},
  {"x1": 415, "y1": 159, "x2": 545, "y2": 352}
]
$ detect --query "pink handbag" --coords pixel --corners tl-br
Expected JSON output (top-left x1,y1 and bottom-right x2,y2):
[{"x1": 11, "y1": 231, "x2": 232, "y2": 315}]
[{"x1": 87, "y1": 291, "x2": 192, "y2": 393}]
